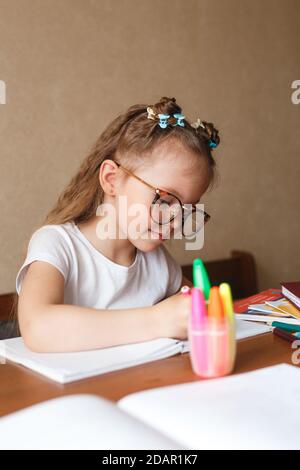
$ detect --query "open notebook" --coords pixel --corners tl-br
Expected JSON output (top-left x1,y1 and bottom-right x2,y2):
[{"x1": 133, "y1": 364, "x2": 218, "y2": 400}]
[
  {"x1": 0, "y1": 319, "x2": 272, "y2": 384},
  {"x1": 0, "y1": 364, "x2": 299, "y2": 450}
]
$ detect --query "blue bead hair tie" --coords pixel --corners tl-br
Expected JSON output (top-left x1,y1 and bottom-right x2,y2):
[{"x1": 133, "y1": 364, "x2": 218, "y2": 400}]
[
  {"x1": 172, "y1": 113, "x2": 185, "y2": 127},
  {"x1": 158, "y1": 113, "x2": 170, "y2": 129},
  {"x1": 208, "y1": 139, "x2": 218, "y2": 149}
]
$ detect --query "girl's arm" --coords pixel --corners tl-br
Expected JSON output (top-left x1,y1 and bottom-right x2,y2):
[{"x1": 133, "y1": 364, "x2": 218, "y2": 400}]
[{"x1": 18, "y1": 261, "x2": 190, "y2": 353}]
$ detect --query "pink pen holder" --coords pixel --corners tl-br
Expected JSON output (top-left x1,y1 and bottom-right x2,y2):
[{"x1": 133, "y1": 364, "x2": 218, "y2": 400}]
[{"x1": 188, "y1": 316, "x2": 236, "y2": 378}]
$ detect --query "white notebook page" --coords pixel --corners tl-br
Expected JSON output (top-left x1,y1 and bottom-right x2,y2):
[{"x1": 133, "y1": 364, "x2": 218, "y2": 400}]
[
  {"x1": 119, "y1": 364, "x2": 300, "y2": 450},
  {"x1": 0, "y1": 394, "x2": 180, "y2": 450}
]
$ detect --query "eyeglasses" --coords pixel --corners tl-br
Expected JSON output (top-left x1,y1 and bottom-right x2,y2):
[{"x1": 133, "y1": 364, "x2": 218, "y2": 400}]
[{"x1": 114, "y1": 161, "x2": 211, "y2": 238}]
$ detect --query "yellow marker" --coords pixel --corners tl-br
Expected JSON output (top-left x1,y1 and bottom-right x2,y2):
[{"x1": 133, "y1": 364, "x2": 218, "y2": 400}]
[{"x1": 219, "y1": 283, "x2": 234, "y2": 322}]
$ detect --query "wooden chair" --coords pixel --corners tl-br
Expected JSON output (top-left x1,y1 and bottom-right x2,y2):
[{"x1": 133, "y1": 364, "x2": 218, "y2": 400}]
[
  {"x1": 0, "y1": 293, "x2": 16, "y2": 321},
  {"x1": 181, "y1": 250, "x2": 258, "y2": 300},
  {"x1": 0, "y1": 293, "x2": 18, "y2": 339}
]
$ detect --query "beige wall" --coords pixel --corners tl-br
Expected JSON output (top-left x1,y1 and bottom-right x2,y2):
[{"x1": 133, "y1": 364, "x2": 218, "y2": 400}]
[{"x1": 0, "y1": 0, "x2": 299, "y2": 294}]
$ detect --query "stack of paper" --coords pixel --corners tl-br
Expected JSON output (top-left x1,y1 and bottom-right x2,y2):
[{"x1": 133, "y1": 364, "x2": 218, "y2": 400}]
[{"x1": 234, "y1": 289, "x2": 300, "y2": 325}]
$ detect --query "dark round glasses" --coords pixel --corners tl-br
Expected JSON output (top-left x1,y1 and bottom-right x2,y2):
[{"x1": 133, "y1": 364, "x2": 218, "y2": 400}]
[{"x1": 114, "y1": 161, "x2": 211, "y2": 238}]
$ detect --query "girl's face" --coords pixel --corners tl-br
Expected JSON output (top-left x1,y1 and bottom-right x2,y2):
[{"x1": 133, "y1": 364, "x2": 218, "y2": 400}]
[{"x1": 116, "y1": 139, "x2": 211, "y2": 252}]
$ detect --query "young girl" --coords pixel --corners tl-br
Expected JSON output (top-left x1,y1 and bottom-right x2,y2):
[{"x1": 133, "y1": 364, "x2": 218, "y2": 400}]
[{"x1": 16, "y1": 96, "x2": 220, "y2": 352}]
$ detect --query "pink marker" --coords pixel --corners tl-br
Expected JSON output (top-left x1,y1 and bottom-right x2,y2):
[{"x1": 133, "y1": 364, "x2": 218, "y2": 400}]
[
  {"x1": 191, "y1": 288, "x2": 206, "y2": 328},
  {"x1": 189, "y1": 287, "x2": 208, "y2": 376}
]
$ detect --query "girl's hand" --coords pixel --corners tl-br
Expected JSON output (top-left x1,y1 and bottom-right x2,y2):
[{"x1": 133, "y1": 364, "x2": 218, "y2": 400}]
[{"x1": 153, "y1": 289, "x2": 192, "y2": 340}]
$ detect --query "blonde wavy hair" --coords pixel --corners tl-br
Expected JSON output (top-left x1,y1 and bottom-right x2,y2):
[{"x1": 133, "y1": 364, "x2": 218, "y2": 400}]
[{"x1": 10, "y1": 96, "x2": 220, "y2": 329}]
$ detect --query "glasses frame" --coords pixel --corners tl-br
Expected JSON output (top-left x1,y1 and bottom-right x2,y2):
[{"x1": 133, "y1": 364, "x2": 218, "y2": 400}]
[{"x1": 114, "y1": 161, "x2": 211, "y2": 238}]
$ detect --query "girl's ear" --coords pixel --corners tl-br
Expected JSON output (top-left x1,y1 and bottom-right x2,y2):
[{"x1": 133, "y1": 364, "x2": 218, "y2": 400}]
[{"x1": 98, "y1": 159, "x2": 119, "y2": 196}]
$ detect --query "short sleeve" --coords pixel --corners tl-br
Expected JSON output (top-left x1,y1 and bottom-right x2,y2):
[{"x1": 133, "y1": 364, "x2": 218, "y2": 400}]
[
  {"x1": 161, "y1": 245, "x2": 183, "y2": 297},
  {"x1": 16, "y1": 226, "x2": 71, "y2": 295}
]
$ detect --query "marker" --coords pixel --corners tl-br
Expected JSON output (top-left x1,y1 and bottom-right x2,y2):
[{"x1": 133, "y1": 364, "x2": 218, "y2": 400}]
[
  {"x1": 207, "y1": 287, "x2": 227, "y2": 376},
  {"x1": 192, "y1": 258, "x2": 211, "y2": 300},
  {"x1": 273, "y1": 327, "x2": 298, "y2": 343},
  {"x1": 189, "y1": 287, "x2": 208, "y2": 376},
  {"x1": 208, "y1": 286, "x2": 224, "y2": 319},
  {"x1": 270, "y1": 322, "x2": 300, "y2": 333},
  {"x1": 191, "y1": 287, "x2": 207, "y2": 328},
  {"x1": 219, "y1": 283, "x2": 235, "y2": 323},
  {"x1": 219, "y1": 283, "x2": 236, "y2": 371}
]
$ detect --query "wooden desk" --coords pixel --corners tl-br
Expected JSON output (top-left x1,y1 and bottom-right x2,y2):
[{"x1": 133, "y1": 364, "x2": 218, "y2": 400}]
[{"x1": 0, "y1": 332, "x2": 298, "y2": 418}]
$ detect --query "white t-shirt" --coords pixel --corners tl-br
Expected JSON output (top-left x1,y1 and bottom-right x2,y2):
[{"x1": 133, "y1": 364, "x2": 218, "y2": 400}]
[{"x1": 16, "y1": 221, "x2": 182, "y2": 309}]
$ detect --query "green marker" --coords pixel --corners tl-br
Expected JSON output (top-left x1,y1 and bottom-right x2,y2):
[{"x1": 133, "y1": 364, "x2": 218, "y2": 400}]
[{"x1": 192, "y1": 258, "x2": 211, "y2": 300}]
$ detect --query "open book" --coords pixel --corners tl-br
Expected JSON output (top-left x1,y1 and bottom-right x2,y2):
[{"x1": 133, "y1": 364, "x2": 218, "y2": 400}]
[
  {"x1": 0, "y1": 320, "x2": 271, "y2": 384},
  {"x1": 0, "y1": 364, "x2": 299, "y2": 450}
]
